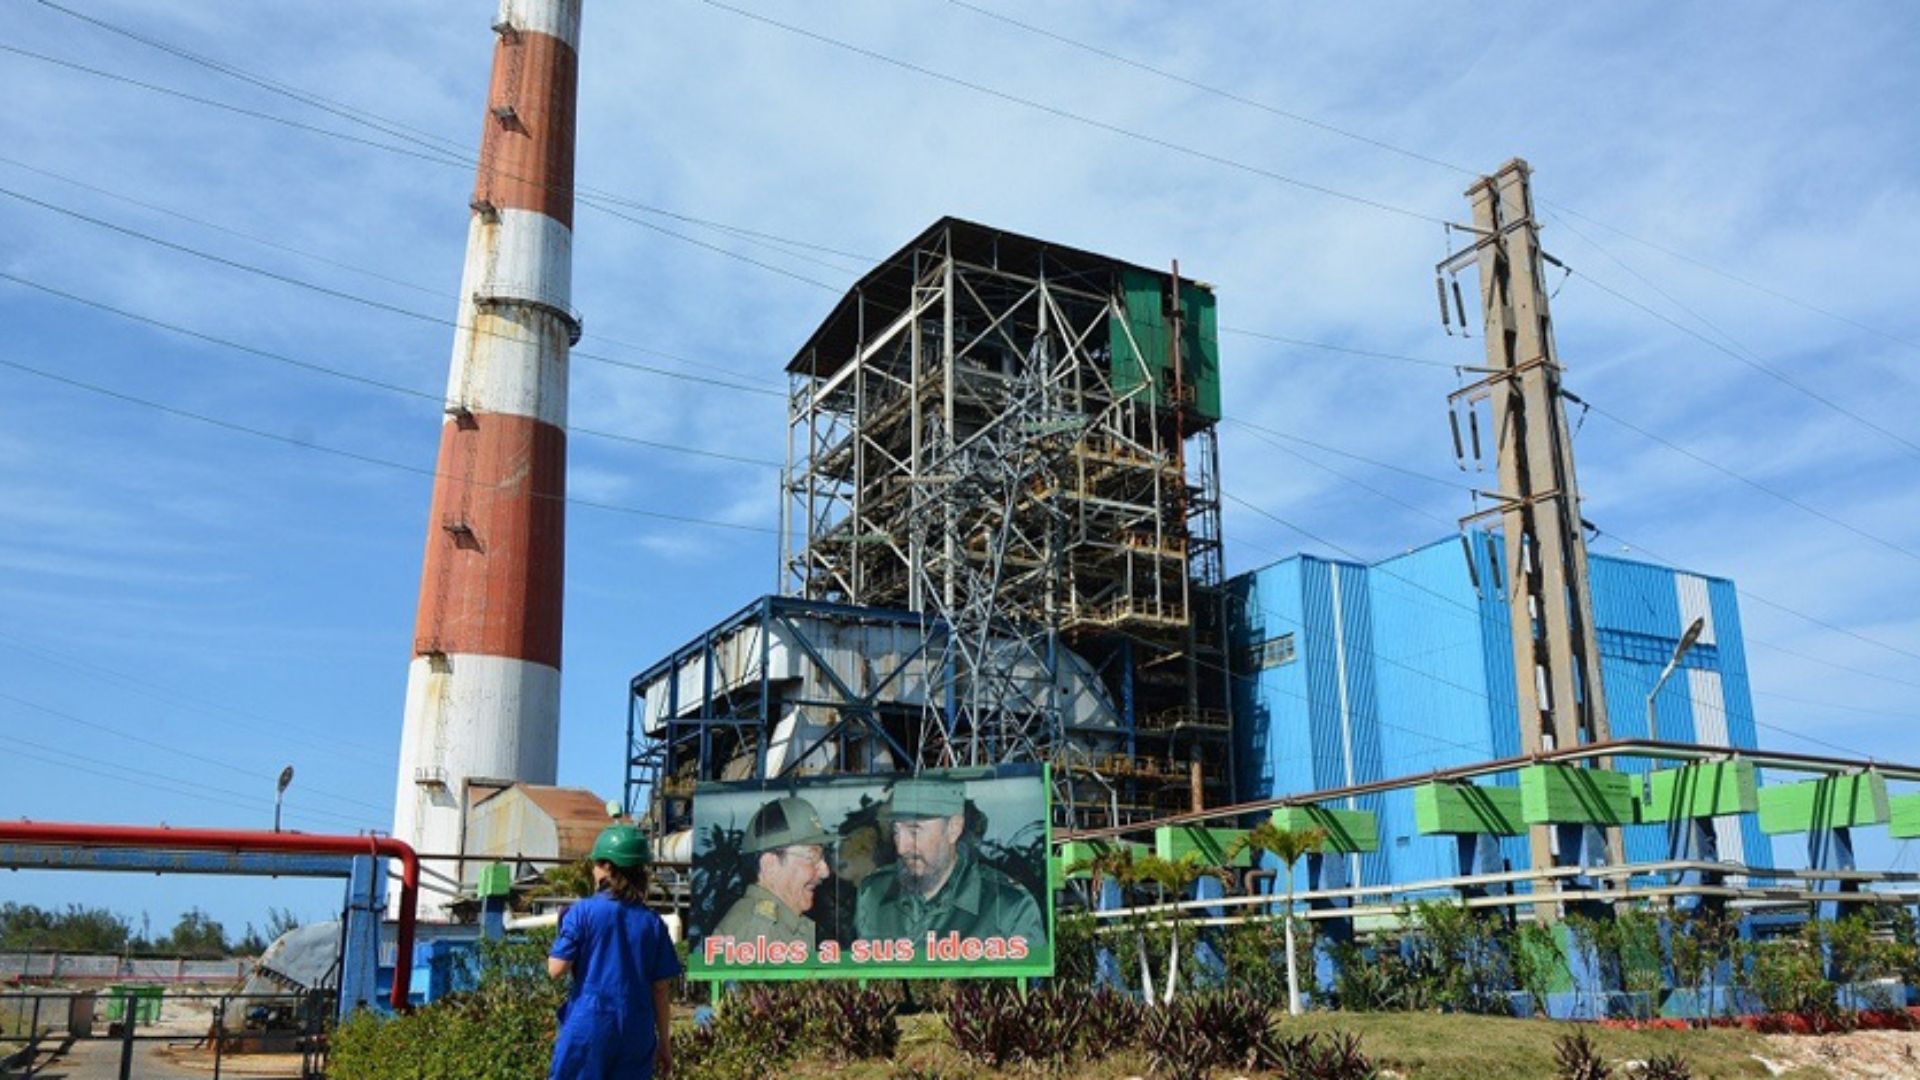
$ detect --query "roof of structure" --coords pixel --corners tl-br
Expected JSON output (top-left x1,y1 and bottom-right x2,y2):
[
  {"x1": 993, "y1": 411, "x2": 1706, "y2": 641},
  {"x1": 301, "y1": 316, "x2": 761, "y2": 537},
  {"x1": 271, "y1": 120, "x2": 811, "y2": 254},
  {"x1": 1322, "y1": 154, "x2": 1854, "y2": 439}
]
[
  {"x1": 786, "y1": 215, "x2": 1208, "y2": 378},
  {"x1": 480, "y1": 783, "x2": 611, "y2": 859}
]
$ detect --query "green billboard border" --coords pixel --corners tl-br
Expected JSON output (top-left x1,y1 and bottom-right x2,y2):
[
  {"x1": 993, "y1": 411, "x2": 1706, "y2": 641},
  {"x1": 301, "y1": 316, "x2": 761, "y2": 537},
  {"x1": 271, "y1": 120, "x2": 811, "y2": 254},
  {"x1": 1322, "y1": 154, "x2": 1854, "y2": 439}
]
[{"x1": 684, "y1": 763, "x2": 1057, "y2": 983}]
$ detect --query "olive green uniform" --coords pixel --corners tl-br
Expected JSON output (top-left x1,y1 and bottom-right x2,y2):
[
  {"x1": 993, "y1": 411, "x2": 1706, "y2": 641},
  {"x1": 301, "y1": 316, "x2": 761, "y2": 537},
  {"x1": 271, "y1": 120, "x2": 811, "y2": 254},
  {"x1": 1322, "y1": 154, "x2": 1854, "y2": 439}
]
[
  {"x1": 853, "y1": 848, "x2": 1045, "y2": 944},
  {"x1": 712, "y1": 882, "x2": 817, "y2": 948}
]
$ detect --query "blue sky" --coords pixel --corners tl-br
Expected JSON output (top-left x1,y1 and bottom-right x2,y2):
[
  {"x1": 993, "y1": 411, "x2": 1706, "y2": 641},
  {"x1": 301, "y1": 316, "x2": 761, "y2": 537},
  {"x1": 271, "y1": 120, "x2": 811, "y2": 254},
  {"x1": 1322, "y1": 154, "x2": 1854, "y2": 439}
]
[{"x1": 2, "y1": 1, "x2": 1916, "y2": 935}]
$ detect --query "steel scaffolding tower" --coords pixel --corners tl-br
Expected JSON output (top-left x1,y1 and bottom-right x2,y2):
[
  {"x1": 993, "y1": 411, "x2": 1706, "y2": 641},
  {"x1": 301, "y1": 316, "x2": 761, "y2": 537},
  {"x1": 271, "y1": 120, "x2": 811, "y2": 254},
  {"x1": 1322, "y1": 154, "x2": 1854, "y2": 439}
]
[{"x1": 779, "y1": 219, "x2": 1232, "y2": 825}]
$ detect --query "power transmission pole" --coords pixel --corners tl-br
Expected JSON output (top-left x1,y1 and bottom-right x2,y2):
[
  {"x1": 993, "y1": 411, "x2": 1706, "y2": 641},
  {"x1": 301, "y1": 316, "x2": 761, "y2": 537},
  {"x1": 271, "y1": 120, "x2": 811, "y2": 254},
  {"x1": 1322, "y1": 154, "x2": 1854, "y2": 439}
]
[{"x1": 1442, "y1": 159, "x2": 1617, "y2": 898}]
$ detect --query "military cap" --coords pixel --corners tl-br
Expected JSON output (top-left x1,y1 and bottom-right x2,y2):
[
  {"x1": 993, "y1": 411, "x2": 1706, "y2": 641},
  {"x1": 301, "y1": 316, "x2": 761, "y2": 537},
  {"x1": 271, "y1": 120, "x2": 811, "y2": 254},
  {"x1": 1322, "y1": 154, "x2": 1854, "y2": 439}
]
[
  {"x1": 882, "y1": 777, "x2": 966, "y2": 822},
  {"x1": 743, "y1": 795, "x2": 833, "y2": 854}
]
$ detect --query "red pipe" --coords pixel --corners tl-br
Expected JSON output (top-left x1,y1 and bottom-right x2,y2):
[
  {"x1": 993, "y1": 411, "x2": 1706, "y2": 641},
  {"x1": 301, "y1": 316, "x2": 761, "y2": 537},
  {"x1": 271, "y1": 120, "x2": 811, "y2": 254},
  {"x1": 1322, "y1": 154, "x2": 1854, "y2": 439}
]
[{"x1": 0, "y1": 821, "x2": 419, "y2": 1010}]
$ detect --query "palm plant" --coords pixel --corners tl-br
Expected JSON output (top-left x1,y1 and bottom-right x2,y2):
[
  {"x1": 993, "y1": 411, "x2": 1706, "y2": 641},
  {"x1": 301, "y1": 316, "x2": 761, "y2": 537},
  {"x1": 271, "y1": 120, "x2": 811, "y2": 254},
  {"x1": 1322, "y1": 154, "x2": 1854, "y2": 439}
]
[
  {"x1": 1067, "y1": 845, "x2": 1156, "y2": 1003},
  {"x1": 1135, "y1": 852, "x2": 1232, "y2": 1004},
  {"x1": 1227, "y1": 822, "x2": 1328, "y2": 1016}
]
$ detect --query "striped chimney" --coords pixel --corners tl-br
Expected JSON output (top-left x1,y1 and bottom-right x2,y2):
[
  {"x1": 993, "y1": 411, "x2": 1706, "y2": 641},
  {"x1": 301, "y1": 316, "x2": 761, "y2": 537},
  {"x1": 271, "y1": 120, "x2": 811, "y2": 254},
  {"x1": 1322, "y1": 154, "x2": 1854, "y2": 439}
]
[{"x1": 394, "y1": 0, "x2": 582, "y2": 913}]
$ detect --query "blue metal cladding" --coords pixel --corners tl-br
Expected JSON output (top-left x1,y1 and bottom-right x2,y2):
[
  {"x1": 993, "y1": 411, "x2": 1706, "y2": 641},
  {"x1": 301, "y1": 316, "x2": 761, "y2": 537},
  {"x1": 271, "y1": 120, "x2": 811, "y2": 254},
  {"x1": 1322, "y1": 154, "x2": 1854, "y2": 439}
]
[
  {"x1": 1230, "y1": 538, "x2": 1775, "y2": 887},
  {"x1": 1709, "y1": 578, "x2": 1772, "y2": 866}
]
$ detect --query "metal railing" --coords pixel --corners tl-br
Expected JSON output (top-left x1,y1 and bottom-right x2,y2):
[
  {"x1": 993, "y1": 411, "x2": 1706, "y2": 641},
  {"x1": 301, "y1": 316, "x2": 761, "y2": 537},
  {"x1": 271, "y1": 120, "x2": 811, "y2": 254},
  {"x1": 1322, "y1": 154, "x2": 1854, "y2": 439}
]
[{"x1": 1, "y1": 988, "x2": 334, "y2": 1080}]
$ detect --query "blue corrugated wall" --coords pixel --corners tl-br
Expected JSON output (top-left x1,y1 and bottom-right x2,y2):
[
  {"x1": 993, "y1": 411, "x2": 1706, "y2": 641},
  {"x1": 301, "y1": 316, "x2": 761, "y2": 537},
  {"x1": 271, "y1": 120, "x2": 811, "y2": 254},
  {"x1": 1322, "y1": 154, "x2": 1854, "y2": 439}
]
[{"x1": 1229, "y1": 537, "x2": 1775, "y2": 886}]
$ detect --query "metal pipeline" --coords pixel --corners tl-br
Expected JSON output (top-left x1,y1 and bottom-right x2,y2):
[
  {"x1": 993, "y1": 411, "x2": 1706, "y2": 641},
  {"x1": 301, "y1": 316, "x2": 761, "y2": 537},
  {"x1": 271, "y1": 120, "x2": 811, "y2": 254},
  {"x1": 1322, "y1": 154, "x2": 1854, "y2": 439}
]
[
  {"x1": 1060, "y1": 737, "x2": 1920, "y2": 843},
  {"x1": 0, "y1": 821, "x2": 420, "y2": 1011}
]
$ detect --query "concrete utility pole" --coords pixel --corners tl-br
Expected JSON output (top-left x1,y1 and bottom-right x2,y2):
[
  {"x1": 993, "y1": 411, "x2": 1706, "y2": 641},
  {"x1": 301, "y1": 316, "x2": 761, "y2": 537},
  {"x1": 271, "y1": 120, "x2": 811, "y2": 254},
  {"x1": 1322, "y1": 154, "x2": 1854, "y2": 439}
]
[{"x1": 1443, "y1": 159, "x2": 1616, "y2": 887}]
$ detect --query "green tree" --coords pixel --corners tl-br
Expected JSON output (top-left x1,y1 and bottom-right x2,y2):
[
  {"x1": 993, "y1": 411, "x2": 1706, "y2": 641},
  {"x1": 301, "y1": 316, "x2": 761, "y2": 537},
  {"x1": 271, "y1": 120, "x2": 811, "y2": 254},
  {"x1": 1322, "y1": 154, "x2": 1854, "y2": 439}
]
[
  {"x1": 163, "y1": 908, "x2": 228, "y2": 958},
  {"x1": 1134, "y1": 852, "x2": 1231, "y2": 1004},
  {"x1": 0, "y1": 903, "x2": 135, "y2": 953},
  {"x1": 1067, "y1": 845, "x2": 1156, "y2": 1004},
  {"x1": 1507, "y1": 919, "x2": 1566, "y2": 1018},
  {"x1": 1225, "y1": 823, "x2": 1326, "y2": 1016}
]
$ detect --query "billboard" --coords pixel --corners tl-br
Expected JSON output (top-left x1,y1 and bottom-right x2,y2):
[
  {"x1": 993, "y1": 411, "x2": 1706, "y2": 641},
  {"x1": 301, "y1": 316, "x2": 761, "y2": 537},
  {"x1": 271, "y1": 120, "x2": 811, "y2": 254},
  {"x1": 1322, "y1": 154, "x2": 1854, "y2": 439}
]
[{"x1": 686, "y1": 764, "x2": 1053, "y2": 981}]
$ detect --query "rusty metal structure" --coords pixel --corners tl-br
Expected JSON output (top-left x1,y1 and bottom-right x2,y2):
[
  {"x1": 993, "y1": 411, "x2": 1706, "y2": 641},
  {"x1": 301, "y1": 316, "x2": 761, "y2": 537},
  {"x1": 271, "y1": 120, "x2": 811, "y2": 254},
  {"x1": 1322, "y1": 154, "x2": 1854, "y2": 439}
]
[
  {"x1": 752, "y1": 218, "x2": 1234, "y2": 827},
  {"x1": 394, "y1": 0, "x2": 583, "y2": 917}
]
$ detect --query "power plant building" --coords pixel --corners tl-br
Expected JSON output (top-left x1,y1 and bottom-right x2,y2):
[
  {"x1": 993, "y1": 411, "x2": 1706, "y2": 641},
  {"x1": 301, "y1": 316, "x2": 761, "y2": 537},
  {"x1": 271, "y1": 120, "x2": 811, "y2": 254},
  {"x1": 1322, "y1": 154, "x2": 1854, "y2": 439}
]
[
  {"x1": 1230, "y1": 539, "x2": 1774, "y2": 884},
  {"x1": 627, "y1": 215, "x2": 1780, "y2": 891}
]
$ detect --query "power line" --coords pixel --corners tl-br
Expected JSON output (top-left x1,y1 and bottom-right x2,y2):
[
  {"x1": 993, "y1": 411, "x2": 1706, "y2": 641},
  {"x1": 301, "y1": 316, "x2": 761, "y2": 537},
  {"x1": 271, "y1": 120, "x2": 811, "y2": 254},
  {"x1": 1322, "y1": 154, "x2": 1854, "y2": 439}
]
[
  {"x1": 1213, "y1": 341, "x2": 1920, "y2": 675},
  {"x1": 942, "y1": 0, "x2": 1920, "y2": 361},
  {"x1": 0, "y1": 183, "x2": 784, "y2": 399},
  {"x1": 33, "y1": 164, "x2": 1904, "y2": 687},
  {"x1": 0, "y1": 732, "x2": 374, "y2": 831},
  {"x1": 1580, "y1": 400, "x2": 1920, "y2": 566},
  {"x1": 943, "y1": 0, "x2": 1479, "y2": 180},
  {"x1": 0, "y1": 150, "x2": 788, "y2": 389},
  {"x1": 26, "y1": 0, "x2": 881, "y2": 273},
  {"x1": 0, "y1": 357, "x2": 780, "y2": 536},
  {"x1": 0, "y1": 689, "x2": 387, "y2": 817},
  {"x1": 1219, "y1": 326, "x2": 1459, "y2": 370},
  {"x1": 1558, "y1": 251, "x2": 1920, "y2": 462},
  {"x1": 0, "y1": 41, "x2": 851, "y2": 291},
  {"x1": 0, "y1": 270, "x2": 782, "y2": 469},
  {"x1": 1548, "y1": 203, "x2": 1920, "y2": 357},
  {"x1": 0, "y1": 631, "x2": 390, "y2": 766},
  {"x1": 1221, "y1": 415, "x2": 1472, "y2": 493},
  {"x1": 1753, "y1": 689, "x2": 1919, "y2": 724},
  {"x1": 693, "y1": 0, "x2": 1446, "y2": 226},
  {"x1": 11, "y1": 44, "x2": 1904, "y2": 749}
]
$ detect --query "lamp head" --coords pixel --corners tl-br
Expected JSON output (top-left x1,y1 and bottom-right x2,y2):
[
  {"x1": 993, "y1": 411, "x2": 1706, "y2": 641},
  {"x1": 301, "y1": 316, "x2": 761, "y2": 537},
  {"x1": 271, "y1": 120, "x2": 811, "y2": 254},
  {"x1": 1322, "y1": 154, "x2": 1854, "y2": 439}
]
[
  {"x1": 277, "y1": 766, "x2": 295, "y2": 794},
  {"x1": 1677, "y1": 617, "x2": 1706, "y2": 656}
]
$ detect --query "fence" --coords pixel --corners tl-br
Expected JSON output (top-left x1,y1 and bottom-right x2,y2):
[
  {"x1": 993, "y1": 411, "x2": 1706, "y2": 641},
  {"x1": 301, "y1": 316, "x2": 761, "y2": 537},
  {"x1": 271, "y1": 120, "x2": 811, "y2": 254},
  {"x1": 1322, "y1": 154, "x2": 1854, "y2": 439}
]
[
  {"x1": 1, "y1": 952, "x2": 254, "y2": 985},
  {"x1": 1, "y1": 988, "x2": 331, "y2": 1079}
]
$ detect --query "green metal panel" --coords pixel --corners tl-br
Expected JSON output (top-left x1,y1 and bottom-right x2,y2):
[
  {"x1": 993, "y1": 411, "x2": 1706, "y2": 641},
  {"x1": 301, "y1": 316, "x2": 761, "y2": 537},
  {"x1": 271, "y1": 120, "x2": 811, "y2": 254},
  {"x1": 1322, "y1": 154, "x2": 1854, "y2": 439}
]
[
  {"x1": 1057, "y1": 839, "x2": 1148, "y2": 879},
  {"x1": 1110, "y1": 269, "x2": 1220, "y2": 423},
  {"x1": 1271, "y1": 806, "x2": 1379, "y2": 854},
  {"x1": 1154, "y1": 825, "x2": 1250, "y2": 867},
  {"x1": 1640, "y1": 762, "x2": 1759, "y2": 822},
  {"x1": 476, "y1": 861, "x2": 514, "y2": 899},
  {"x1": 1890, "y1": 793, "x2": 1920, "y2": 839},
  {"x1": 1757, "y1": 772, "x2": 1891, "y2": 834},
  {"x1": 1518, "y1": 765, "x2": 1636, "y2": 825},
  {"x1": 1413, "y1": 782, "x2": 1526, "y2": 835}
]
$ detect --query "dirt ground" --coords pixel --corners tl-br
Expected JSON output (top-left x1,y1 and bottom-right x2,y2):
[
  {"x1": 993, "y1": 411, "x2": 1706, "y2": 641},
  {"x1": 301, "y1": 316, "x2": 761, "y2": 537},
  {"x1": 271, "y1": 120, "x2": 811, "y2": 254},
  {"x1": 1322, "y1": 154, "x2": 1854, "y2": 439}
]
[{"x1": 1753, "y1": 1029, "x2": 1920, "y2": 1079}]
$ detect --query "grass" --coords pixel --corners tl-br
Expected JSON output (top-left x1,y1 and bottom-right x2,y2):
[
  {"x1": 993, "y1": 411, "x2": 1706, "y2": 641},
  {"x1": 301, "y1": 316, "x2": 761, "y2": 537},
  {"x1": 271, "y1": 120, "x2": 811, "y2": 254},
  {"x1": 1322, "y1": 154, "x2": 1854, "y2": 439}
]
[
  {"x1": 1283, "y1": 1011, "x2": 1813, "y2": 1079},
  {"x1": 711, "y1": 1009, "x2": 1837, "y2": 1079}
]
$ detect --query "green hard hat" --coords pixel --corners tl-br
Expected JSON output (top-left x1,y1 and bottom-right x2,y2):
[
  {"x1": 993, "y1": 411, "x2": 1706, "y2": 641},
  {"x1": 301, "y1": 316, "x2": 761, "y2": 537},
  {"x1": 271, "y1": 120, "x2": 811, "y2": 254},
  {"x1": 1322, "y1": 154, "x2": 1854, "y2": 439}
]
[
  {"x1": 591, "y1": 824, "x2": 651, "y2": 867},
  {"x1": 743, "y1": 796, "x2": 833, "y2": 854},
  {"x1": 882, "y1": 778, "x2": 966, "y2": 822}
]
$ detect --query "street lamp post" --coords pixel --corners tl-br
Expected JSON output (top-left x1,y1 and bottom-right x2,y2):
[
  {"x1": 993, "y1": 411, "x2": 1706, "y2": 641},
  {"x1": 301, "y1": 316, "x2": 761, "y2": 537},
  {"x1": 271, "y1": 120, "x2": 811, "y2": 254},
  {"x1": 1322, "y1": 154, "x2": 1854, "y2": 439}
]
[
  {"x1": 1646, "y1": 617, "x2": 1707, "y2": 744},
  {"x1": 274, "y1": 766, "x2": 295, "y2": 832}
]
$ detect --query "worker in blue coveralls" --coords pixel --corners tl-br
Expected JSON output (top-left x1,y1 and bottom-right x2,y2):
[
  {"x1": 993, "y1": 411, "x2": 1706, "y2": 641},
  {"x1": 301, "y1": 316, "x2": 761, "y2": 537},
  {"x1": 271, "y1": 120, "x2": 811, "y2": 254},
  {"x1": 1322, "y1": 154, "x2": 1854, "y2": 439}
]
[{"x1": 547, "y1": 824, "x2": 683, "y2": 1079}]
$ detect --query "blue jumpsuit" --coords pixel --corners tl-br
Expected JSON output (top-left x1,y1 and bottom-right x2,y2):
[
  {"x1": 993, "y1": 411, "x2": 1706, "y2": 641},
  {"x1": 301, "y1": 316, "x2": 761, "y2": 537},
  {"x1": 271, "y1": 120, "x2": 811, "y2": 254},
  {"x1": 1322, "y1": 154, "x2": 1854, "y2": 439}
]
[{"x1": 548, "y1": 892, "x2": 683, "y2": 1080}]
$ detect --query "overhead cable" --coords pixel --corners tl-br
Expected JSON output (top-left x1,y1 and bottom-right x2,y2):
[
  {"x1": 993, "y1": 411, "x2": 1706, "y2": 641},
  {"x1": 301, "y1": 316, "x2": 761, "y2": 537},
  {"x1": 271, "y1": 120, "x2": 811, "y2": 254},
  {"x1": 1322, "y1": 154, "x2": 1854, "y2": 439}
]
[{"x1": 0, "y1": 357, "x2": 779, "y2": 536}]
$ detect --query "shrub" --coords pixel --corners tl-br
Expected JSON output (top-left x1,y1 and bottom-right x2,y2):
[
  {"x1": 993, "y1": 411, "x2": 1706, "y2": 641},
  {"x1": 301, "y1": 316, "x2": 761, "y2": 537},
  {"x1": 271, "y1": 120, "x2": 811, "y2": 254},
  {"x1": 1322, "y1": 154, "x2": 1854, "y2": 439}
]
[
  {"x1": 330, "y1": 932, "x2": 566, "y2": 1080},
  {"x1": 1331, "y1": 939, "x2": 1431, "y2": 1012},
  {"x1": 1750, "y1": 934, "x2": 1844, "y2": 1032},
  {"x1": 1631, "y1": 1051, "x2": 1694, "y2": 1079},
  {"x1": 1508, "y1": 919, "x2": 1567, "y2": 1018},
  {"x1": 810, "y1": 983, "x2": 900, "y2": 1061},
  {"x1": 1410, "y1": 901, "x2": 1510, "y2": 1014},
  {"x1": 943, "y1": 984, "x2": 1083, "y2": 1069},
  {"x1": 1077, "y1": 988, "x2": 1145, "y2": 1059},
  {"x1": 1140, "y1": 995, "x2": 1378, "y2": 1080},
  {"x1": 1553, "y1": 1029, "x2": 1612, "y2": 1080},
  {"x1": 1265, "y1": 1030, "x2": 1380, "y2": 1080},
  {"x1": 1053, "y1": 910, "x2": 1099, "y2": 988}
]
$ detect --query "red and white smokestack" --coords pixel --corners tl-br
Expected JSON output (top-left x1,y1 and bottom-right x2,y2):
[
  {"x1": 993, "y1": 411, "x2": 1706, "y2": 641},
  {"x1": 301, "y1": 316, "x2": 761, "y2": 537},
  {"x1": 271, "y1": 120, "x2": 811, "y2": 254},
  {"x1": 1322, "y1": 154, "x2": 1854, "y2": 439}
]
[{"x1": 394, "y1": 0, "x2": 582, "y2": 913}]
